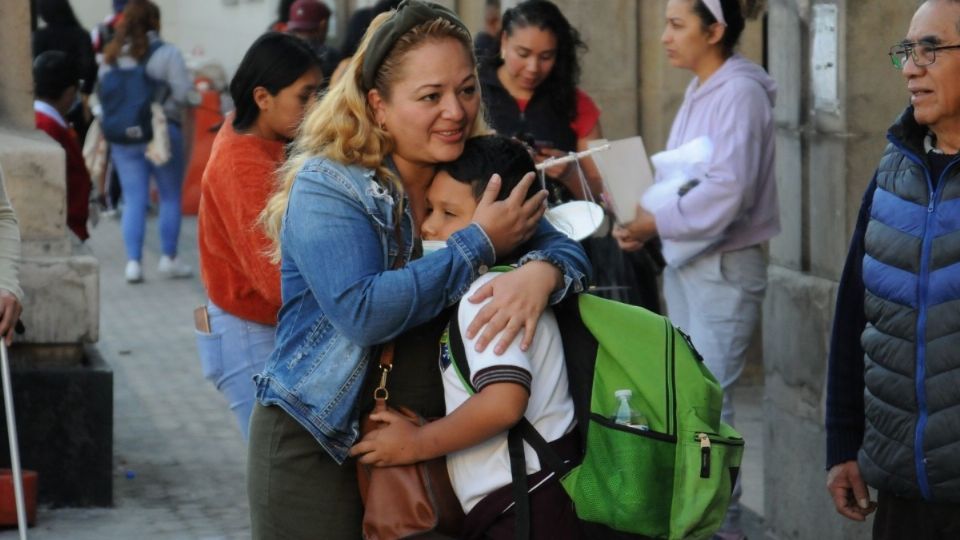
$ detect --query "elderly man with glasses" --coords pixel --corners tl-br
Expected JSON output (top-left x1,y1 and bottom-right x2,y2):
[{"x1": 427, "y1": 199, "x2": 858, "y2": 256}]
[{"x1": 825, "y1": 0, "x2": 960, "y2": 537}]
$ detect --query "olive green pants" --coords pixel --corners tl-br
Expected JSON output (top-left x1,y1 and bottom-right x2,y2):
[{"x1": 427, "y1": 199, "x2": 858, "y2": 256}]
[
  {"x1": 247, "y1": 318, "x2": 448, "y2": 539},
  {"x1": 247, "y1": 404, "x2": 363, "y2": 540}
]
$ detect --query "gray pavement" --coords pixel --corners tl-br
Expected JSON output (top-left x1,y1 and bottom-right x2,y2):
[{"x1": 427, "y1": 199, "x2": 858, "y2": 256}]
[
  {"x1": 2, "y1": 214, "x2": 767, "y2": 539},
  {"x1": 4, "y1": 215, "x2": 249, "y2": 540}
]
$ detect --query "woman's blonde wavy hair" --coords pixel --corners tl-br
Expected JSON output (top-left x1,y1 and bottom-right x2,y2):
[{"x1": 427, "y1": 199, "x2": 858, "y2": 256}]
[{"x1": 260, "y1": 11, "x2": 488, "y2": 261}]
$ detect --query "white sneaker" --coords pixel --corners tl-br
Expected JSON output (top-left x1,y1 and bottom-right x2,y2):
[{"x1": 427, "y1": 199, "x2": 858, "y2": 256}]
[
  {"x1": 125, "y1": 260, "x2": 143, "y2": 283},
  {"x1": 157, "y1": 255, "x2": 193, "y2": 279}
]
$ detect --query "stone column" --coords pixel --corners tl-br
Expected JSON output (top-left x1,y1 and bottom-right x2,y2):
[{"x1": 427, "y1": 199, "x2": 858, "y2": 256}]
[
  {"x1": 0, "y1": 1, "x2": 100, "y2": 361},
  {"x1": 762, "y1": 1, "x2": 916, "y2": 538},
  {"x1": 0, "y1": 0, "x2": 108, "y2": 507}
]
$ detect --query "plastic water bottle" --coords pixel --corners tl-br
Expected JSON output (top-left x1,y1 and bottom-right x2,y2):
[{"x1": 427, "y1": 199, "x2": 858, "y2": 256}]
[{"x1": 613, "y1": 389, "x2": 649, "y2": 431}]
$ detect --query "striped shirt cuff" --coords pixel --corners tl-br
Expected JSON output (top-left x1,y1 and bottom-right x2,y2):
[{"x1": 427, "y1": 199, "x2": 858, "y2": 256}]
[{"x1": 473, "y1": 365, "x2": 532, "y2": 394}]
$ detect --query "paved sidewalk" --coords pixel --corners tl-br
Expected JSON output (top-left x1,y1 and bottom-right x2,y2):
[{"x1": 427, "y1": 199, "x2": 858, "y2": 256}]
[
  {"x1": 3, "y1": 215, "x2": 250, "y2": 540},
  {"x1": 2, "y1": 214, "x2": 767, "y2": 539}
]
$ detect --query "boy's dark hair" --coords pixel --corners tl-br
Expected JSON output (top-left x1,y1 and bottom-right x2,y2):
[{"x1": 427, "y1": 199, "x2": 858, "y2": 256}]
[
  {"x1": 437, "y1": 135, "x2": 539, "y2": 202},
  {"x1": 33, "y1": 50, "x2": 79, "y2": 101}
]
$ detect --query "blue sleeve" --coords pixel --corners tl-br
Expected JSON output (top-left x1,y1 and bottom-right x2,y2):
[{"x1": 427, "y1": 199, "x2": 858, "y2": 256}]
[
  {"x1": 516, "y1": 218, "x2": 592, "y2": 305},
  {"x1": 825, "y1": 176, "x2": 876, "y2": 469},
  {"x1": 283, "y1": 168, "x2": 495, "y2": 347}
]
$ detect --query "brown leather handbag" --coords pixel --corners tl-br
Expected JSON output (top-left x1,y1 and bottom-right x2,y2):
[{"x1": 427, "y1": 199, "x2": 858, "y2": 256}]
[{"x1": 356, "y1": 342, "x2": 466, "y2": 540}]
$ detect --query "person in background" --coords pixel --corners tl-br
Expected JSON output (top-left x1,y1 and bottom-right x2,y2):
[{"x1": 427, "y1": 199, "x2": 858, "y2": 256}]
[
  {"x1": 481, "y1": 0, "x2": 663, "y2": 311},
  {"x1": 247, "y1": 3, "x2": 590, "y2": 537},
  {"x1": 826, "y1": 1, "x2": 960, "y2": 537},
  {"x1": 0, "y1": 164, "x2": 24, "y2": 346},
  {"x1": 285, "y1": 0, "x2": 341, "y2": 88},
  {"x1": 91, "y1": 0, "x2": 129, "y2": 215},
  {"x1": 197, "y1": 33, "x2": 321, "y2": 440},
  {"x1": 473, "y1": 0, "x2": 501, "y2": 63},
  {"x1": 32, "y1": 0, "x2": 98, "y2": 144},
  {"x1": 615, "y1": 1, "x2": 778, "y2": 538},
  {"x1": 481, "y1": 0, "x2": 601, "y2": 201},
  {"x1": 92, "y1": 0, "x2": 128, "y2": 56},
  {"x1": 269, "y1": 0, "x2": 297, "y2": 32},
  {"x1": 328, "y1": 0, "x2": 400, "y2": 86},
  {"x1": 101, "y1": 0, "x2": 193, "y2": 283},
  {"x1": 33, "y1": 51, "x2": 91, "y2": 242}
]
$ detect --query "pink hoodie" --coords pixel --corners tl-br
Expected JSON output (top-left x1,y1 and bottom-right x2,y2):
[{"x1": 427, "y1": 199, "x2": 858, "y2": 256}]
[{"x1": 653, "y1": 54, "x2": 780, "y2": 259}]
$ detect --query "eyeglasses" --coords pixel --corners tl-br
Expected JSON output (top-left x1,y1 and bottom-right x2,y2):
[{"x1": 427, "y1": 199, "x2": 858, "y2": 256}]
[{"x1": 889, "y1": 41, "x2": 960, "y2": 69}]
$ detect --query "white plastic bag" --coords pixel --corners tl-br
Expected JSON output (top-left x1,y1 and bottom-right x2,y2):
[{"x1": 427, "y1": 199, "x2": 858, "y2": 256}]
[
  {"x1": 642, "y1": 137, "x2": 723, "y2": 267},
  {"x1": 145, "y1": 103, "x2": 171, "y2": 166}
]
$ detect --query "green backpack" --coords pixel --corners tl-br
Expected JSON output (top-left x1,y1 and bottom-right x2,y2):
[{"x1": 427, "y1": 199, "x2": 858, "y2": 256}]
[{"x1": 448, "y1": 291, "x2": 744, "y2": 540}]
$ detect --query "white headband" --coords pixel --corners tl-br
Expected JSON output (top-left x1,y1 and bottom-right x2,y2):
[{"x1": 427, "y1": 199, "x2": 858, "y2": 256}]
[{"x1": 702, "y1": 0, "x2": 727, "y2": 26}]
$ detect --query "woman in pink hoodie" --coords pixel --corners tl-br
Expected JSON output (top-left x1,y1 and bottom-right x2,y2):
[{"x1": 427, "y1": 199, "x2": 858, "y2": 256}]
[{"x1": 615, "y1": 1, "x2": 779, "y2": 538}]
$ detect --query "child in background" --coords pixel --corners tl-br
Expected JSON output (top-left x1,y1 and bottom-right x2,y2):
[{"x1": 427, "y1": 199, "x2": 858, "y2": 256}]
[
  {"x1": 350, "y1": 135, "x2": 581, "y2": 540},
  {"x1": 33, "y1": 50, "x2": 91, "y2": 241}
]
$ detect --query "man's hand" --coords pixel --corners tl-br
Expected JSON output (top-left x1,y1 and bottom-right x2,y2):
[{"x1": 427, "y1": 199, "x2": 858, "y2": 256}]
[
  {"x1": 827, "y1": 461, "x2": 876, "y2": 521},
  {"x1": 0, "y1": 289, "x2": 22, "y2": 346}
]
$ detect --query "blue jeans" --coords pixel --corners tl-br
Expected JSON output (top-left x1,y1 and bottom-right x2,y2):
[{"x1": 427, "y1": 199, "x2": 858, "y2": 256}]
[
  {"x1": 195, "y1": 301, "x2": 276, "y2": 440},
  {"x1": 110, "y1": 123, "x2": 185, "y2": 261}
]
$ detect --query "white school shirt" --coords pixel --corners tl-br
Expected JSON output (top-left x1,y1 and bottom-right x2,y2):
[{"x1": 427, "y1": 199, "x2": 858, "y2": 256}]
[{"x1": 439, "y1": 273, "x2": 575, "y2": 513}]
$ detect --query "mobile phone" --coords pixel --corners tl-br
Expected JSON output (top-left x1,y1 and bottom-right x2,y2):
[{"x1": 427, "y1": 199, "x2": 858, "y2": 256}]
[
  {"x1": 194, "y1": 305, "x2": 211, "y2": 333},
  {"x1": 534, "y1": 140, "x2": 555, "y2": 152}
]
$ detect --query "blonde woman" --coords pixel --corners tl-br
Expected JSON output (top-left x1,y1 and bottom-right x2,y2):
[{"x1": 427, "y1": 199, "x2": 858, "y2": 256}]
[{"x1": 247, "y1": 2, "x2": 590, "y2": 538}]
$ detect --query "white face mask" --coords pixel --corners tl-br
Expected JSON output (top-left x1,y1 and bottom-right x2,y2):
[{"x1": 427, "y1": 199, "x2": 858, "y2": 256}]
[{"x1": 421, "y1": 240, "x2": 446, "y2": 256}]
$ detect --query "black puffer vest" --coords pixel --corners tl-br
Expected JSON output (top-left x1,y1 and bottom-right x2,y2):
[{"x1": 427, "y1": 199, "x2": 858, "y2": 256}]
[
  {"x1": 478, "y1": 63, "x2": 577, "y2": 154},
  {"x1": 860, "y1": 107, "x2": 960, "y2": 502}
]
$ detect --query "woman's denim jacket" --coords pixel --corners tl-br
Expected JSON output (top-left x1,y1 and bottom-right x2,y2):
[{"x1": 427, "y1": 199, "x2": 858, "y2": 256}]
[{"x1": 254, "y1": 157, "x2": 591, "y2": 463}]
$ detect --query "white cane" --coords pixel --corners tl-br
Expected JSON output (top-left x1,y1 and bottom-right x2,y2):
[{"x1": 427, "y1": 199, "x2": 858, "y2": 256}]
[{"x1": 0, "y1": 338, "x2": 27, "y2": 540}]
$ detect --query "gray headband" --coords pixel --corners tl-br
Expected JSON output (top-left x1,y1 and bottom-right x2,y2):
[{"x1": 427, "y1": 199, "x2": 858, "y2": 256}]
[{"x1": 361, "y1": 0, "x2": 469, "y2": 91}]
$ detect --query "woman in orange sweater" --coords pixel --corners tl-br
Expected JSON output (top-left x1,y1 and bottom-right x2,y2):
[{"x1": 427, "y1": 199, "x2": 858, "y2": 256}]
[{"x1": 196, "y1": 33, "x2": 321, "y2": 439}]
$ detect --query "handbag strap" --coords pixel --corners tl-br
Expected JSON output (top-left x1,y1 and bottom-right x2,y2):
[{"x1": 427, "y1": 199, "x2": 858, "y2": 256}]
[{"x1": 372, "y1": 209, "x2": 407, "y2": 407}]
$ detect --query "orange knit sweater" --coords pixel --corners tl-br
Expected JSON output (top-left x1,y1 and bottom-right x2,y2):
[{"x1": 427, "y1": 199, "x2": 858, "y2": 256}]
[{"x1": 198, "y1": 116, "x2": 285, "y2": 325}]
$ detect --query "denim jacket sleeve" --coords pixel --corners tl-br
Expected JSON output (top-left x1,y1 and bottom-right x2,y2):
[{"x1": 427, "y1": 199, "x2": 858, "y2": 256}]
[
  {"x1": 516, "y1": 218, "x2": 591, "y2": 305},
  {"x1": 283, "y1": 164, "x2": 496, "y2": 347}
]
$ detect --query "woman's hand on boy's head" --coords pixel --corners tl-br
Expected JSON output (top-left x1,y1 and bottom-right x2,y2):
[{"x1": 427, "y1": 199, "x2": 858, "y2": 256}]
[
  {"x1": 349, "y1": 410, "x2": 422, "y2": 467},
  {"x1": 466, "y1": 261, "x2": 560, "y2": 354},
  {"x1": 472, "y1": 172, "x2": 548, "y2": 257}
]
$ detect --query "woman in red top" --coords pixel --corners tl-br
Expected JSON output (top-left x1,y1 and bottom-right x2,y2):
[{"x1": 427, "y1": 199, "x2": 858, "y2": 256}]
[
  {"x1": 480, "y1": 0, "x2": 663, "y2": 311},
  {"x1": 479, "y1": 0, "x2": 603, "y2": 201},
  {"x1": 196, "y1": 33, "x2": 321, "y2": 440}
]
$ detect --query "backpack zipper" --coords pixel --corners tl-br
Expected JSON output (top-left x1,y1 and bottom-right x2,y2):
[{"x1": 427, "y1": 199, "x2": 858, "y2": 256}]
[
  {"x1": 696, "y1": 432, "x2": 744, "y2": 478},
  {"x1": 699, "y1": 433, "x2": 711, "y2": 478}
]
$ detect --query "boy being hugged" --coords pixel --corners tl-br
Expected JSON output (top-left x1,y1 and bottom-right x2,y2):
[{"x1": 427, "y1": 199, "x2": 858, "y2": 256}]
[{"x1": 350, "y1": 135, "x2": 581, "y2": 540}]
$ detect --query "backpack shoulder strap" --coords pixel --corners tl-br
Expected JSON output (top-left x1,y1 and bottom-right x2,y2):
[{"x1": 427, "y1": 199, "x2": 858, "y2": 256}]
[
  {"x1": 447, "y1": 301, "x2": 572, "y2": 474},
  {"x1": 144, "y1": 40, "x2": 164, "y2": 63},
  {"x1": 448, "y1": 303, "x2": 572, "y2": 540},
  {"x1": 448, "y1": 305, "x2": 530, "y2": 540}
]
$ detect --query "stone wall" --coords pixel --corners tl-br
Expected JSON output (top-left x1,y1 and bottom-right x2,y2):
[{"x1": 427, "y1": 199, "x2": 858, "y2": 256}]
[
  {"x1": 0, "y1": 1, "x2": 35, "y2": 131},
  {"x1": 762, "y1": 1, "x2": 918, "y2": 538}
]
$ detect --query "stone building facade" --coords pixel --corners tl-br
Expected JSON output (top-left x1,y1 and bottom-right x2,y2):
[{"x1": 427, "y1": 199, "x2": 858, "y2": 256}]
[{"x1": 4, "y1": 0, "x2": 924, "y2": 532}]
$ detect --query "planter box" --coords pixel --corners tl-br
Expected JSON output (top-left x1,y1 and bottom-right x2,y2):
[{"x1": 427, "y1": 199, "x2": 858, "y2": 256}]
[{"x1": 0, "y1": 344, "x2": 112, "y2": 507}]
